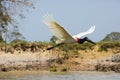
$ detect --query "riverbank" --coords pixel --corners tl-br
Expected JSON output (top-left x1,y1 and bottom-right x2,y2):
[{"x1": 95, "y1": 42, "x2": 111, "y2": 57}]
[
  {"x1": 0, "y1": 41, "x2": 119, "y2": 72},
  {"x1": 0, "y1": 47, "x2": 120, "y2": 72}
]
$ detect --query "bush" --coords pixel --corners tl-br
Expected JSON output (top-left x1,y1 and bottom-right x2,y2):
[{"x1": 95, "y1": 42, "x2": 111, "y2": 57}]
[
  {"x1": 98, "y1": 41, "x2": 120, "y2": 52},
  {"x1": 49, "y1": 66, "x2": 57, "y2": 72},
  {"x1": 59, "y1": 42, "x2": 94, "y2": 51}
]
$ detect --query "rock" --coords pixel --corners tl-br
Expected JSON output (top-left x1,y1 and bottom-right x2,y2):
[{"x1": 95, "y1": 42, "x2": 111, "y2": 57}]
[{"x1": 112, "y1": 53, "x2": 120, "y2": 62}]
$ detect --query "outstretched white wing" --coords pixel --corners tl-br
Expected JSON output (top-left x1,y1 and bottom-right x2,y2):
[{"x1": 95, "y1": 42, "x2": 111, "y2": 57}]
[
  {"x1": 43, "y1": 14, "x2": 74, "y2": 41},
  {"x1": 73, "y1": 25, "x2": 95, "y2": 38}
]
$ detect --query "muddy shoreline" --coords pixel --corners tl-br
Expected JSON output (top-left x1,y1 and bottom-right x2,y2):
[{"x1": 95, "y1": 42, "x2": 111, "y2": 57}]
[
  {"x1": 0, "y1": 51, "x2": 120, "y2": 73},
  {"x1": 0, "y1": 60, "x2": 120, "y2": 73}
]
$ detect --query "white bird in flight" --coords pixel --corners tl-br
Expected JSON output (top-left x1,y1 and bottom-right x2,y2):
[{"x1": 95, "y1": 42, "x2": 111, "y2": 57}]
[{"x1": 43, "y1": 14, "x2": 96, "y2": 50}]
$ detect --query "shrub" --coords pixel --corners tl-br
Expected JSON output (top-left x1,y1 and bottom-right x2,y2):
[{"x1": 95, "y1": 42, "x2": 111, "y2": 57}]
[
  {"x1": 49, "y1": 66, "x2": 57, "y2": 72},
  {"x1": 59, "y1": 42, "x2": 94, "y2": 51},
  {"x1": 98, "y1": 41, "x2": 120, "y2": 52}
]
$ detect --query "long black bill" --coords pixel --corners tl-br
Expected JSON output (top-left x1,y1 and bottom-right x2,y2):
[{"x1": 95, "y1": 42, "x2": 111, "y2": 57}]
[
  {"x1": 86, "y1": 39, "x2": 96, "y2": 45},
  {"x1": 47, "y1": 43, "x2": 63, "y2": 50}
]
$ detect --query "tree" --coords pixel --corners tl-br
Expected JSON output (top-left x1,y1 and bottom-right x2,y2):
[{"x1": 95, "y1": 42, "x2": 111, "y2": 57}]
[
  {"x1": 0, "y1": 0, "x2": 34, "y2": 26},
  {"x1": 102, "y1": 32, "x2": 120, "y2": 41},
  {"x1": 6, "y1": 25, "x2": 25, "y2": 43},
  {"x1": 50, "y1": 36, "x2": 59, "y2": 43},
  {"x1": 0, "y1": 0, "x2": 36, "y2": 52},
  {"x1": 0, "y1": 0, "x2": 35, "y2": 41}
]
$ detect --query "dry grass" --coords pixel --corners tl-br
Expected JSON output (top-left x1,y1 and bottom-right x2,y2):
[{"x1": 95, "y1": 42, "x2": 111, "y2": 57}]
[{"x1": 0, "y1": 41, "x2": 119, "y2": 71}]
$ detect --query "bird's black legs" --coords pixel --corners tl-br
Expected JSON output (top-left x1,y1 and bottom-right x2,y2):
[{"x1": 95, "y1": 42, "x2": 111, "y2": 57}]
[{"x1": 47, "y1": 43, "x2": 64, "y2": 50}]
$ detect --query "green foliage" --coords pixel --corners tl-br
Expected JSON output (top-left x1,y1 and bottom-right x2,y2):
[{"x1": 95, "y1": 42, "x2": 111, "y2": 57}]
[
  {"x1": 10, "y1": 39, "x2": 27, "y2": 46},
  {"x1": 10, "y1": 40, "x2": 28, "y2": 51},
  {"x1": 98, "y1": 41, "x2": 120, "y2": 52},
  {"x1": 50, "y1": 36, "x2": 59, "y2": 43},
  {"x1": 98, "y1": 45, "x2": 108, "y2": 52},
  {"x1": 59, "y1": 42, "x2": 94, "y2": 51},
  {"x1": 49, "y1": 66, "x2": 57, "y2": 72},
  {"x1": 0, "y1": 41, "x2": 5, "y2": 47}
]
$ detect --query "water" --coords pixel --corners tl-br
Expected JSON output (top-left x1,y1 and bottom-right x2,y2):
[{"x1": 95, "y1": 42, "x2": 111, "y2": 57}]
[{"x1": 0, "y1": 71, "x2": 120, "y2": 80}]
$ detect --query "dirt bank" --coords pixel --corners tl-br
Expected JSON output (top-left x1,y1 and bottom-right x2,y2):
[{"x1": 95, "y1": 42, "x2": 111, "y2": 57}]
[
  {"x1": 0, "y1": 50, "x2": 120, "y2": 72},
  {"x1": 0, "y1": 42, "x2": 119, "y2": 72}
]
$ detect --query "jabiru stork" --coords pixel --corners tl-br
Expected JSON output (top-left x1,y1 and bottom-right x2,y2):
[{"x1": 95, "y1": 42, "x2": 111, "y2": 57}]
[{"x1": 43, "y1": 14, "x2": 96, "y2": 50}]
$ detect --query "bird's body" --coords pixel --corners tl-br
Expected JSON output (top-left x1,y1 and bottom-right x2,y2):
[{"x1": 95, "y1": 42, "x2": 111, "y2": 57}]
[{"x1": 43, "y1": 14, "x2": 96, "y2": 50}]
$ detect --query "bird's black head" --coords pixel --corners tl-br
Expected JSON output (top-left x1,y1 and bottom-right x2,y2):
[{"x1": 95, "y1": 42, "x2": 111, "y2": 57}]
[
  {"x1": 79, "y1": 37, "x2": 96, "y2": 44},
  {"x1": 84, "y1": 37, "x2": 88, "y2": 40}
]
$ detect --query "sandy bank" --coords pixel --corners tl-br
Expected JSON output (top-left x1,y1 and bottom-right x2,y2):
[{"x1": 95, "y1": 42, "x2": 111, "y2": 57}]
[{"x1": 0, "y1": 49, "x2": 120, "y2": 72}]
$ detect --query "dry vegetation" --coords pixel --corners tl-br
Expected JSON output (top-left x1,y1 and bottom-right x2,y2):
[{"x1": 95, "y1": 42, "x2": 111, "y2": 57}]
[{"x1": 0, "y1": 40, "x2": 120, "y2": 72}]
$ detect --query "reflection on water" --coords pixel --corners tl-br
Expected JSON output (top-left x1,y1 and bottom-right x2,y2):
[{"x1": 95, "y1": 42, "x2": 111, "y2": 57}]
[{"x1": 0, "y1": 71, "x2": 120, "y2": 80}]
